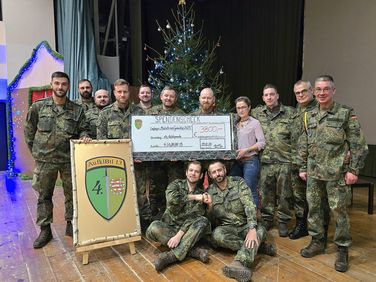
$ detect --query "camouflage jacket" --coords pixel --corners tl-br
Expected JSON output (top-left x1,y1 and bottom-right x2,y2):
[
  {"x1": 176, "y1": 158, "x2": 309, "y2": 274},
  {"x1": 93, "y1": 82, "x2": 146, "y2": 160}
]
[
  {"x1": 206, "y1": 176, "x2": 257, "y2": 229},
  {"x1": 147, "y1": 104, "x2": 185, "y2": 115},
  {"x1": 24, "y1": 97, "x2": 88, "y2": 163},
  {"x1": 85, "y1": 107, "x2": 100, "y2": 139},
  {"x1": 97, "y1": 102, "x2": 144, "y2": 139},
  {"x1": 162, "y1": 179, "x2": 206, "y2": 233},
  {"x1": 290, "y1": 99, "x2": 317, "y2": 167},
  {"x1": 73, "y1": 97, "x2": 95, "y2": 112},
  {"x1": 251, "y1": 103, "x2": 295, "y2": 164},
  {"x1": 298, "y1": 101, "x2": 368, "y2": 180},
  {"x1": 191, "y1": 108, "x2": 221, "y2": 115}
]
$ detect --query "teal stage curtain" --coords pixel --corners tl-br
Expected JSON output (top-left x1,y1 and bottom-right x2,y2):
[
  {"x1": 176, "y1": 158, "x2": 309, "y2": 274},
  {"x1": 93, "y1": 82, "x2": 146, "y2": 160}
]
[{"x1": 55, "y1": 0, "x2": 111, "y2": 99}]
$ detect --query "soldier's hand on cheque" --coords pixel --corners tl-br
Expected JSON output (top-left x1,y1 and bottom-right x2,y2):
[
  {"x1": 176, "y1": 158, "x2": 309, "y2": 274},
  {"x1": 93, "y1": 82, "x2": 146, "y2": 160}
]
[
  {"x1": 79, "y1": 136, "x2": 92, "y2": 143},
  {"x1": 299, "y1": 172, "x2": 307, "y2": 181},
  {"x1": 168, "y1": 231, "x2": 184, "y2": 248},
  {"x1": 244, "y1": 228, "x2": 259, "y2": 249},
  {"x1": 345, "y1": 172, "x2": 358, "y2": 185}
]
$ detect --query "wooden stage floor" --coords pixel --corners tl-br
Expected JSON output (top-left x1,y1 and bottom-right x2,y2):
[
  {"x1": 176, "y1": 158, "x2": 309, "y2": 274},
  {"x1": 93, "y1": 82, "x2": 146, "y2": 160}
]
[{"x1": 1, "y1": 172, "x2": 376, "y2": 282}]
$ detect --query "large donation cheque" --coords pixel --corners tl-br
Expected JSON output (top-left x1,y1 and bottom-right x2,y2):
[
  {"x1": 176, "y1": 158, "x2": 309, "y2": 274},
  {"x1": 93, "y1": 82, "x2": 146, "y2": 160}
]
[{"x1": 131, "y1": 114, "x2": 236, "y2": 161}]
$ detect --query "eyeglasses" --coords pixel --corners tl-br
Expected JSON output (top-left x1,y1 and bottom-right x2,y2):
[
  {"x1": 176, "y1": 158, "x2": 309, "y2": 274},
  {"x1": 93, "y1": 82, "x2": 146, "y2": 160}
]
[
  {"x1": 315, "y1": 87, "x2": 332, "y2": 93},
  {"x1": 236, "y1": 106, "x2": 249, "y2": 110},
  {"x1": 294, "y1": 89, "x2": 309, "y2": 96}
]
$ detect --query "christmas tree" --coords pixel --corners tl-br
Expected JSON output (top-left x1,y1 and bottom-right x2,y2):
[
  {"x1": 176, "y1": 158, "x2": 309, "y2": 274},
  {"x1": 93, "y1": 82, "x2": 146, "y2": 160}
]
[{"x1": 145, "y1": 0, "x2": 230, "y2": 113}]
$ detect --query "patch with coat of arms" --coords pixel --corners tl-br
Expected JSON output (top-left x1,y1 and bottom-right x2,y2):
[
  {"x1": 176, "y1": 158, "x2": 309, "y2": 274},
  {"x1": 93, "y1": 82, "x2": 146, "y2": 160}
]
[{"x1": 85, "y1": 156, "x2": 127, "y2": 220}]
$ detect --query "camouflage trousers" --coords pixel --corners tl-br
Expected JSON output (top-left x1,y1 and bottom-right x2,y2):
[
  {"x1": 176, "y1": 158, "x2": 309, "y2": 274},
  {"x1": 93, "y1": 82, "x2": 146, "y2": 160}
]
[
  {"x1": 134, "y1": 163, "x2": 152, "y2": 228},
  {"x1": 211, "y1": 224, "x2": 267, "y2": 268},
  {"x1": 149, "y1": 161, "x2": 185, "y2": 217},
  {"x1": 32, "y1": 161, "x2": 72, "y2": 226},
  {"x1": 259, "y1": 163, "x2": 293, "y2": 223},
  {"x1": 292, "y1": 167, "x2": 331, "y2": 225},
  {"x1": 146, "y1": 216, "x2": 210, "y2": 261},
  {"x1": 307, "y1": 177, "x2": 351, "y2": 247},
  {"x1": 291, "y1": 167, "x2": 307, "y2": 218}
]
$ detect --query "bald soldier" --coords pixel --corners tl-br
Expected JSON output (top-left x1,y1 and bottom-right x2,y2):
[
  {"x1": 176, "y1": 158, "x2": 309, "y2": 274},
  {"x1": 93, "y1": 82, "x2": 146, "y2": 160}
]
[
  {"x1": 85, "y1": 89, "x2": 110, "y2": 139},
  {"x1": 192, "y1": 87, "x2": 218, "y2": 115}
]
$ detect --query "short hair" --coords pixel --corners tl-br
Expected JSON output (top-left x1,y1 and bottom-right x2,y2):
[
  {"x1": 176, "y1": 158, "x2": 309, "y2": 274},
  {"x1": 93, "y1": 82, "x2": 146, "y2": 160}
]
[
  {"x1": 78, "y1": 79, "x2": 92, "y2": 87},
  {"x1": 51, "y1": 71, "x2": 70, "y2": 84},
  {"x1": 113, "y1": 79, "x2": 130, "y2": 87},
  {"x1": 235, "y1": 96, "x2": 251, "y2": 107},
  {"x1": 161, "y1": 85, "x2": 176, "y2": 96},
  {"x1": 140, "y1": 84, "x2": 152, "y2": 89},
  {"x1": 315, "y1": 75, "x2": 335, "y2": 87},
  {"x1": 139, "y1": 84, "x2": 152, "y2": 93},
  {"x1": 263, "y1": 83, "x2": 278, "y2": 92},
  {"x1": 207, "y1": 160, "x2": 226, "y2": 173},
  {"x1": 186, "y1": 161, "x2": 202, "y2": 173},
  {"x1": 294, "y1": 80, "x2": 312, "y2": 89}
]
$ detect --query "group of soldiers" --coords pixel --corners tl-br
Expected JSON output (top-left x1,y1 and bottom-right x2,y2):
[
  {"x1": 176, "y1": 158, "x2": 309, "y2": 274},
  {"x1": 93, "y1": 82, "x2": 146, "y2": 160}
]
[{"x1": 24, "y1": 71, "x2": 368, "y2": 282}]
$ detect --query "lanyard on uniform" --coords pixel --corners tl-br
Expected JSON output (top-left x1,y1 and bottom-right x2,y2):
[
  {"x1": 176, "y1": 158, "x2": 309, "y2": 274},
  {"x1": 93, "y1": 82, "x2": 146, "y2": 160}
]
[{"x1": 304, "y1": 112, "x2": 308, "y2": 132}]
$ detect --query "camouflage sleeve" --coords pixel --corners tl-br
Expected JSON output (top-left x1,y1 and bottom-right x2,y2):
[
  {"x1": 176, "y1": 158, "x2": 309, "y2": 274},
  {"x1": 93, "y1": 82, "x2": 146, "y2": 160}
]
[
  {"x1": 238, "y1": 179, "x2": 257, "y2": 227},
  {"x1": 24, "y1": 104, "x2": 39, "y2": 152},
  {"x1": 202, "y1": 186, "x2": 216, "y2": 225},
  {"x1": 96, "y1": 110, "x2": 108, "y2": 139},
  {"x1": 165, "y1": 180, "x2": 189, "y2": 208},
  {"x1": 78, "y1": 110, "x2": 90, "y2": 138},
  {"x1": 346, "y1": 109, "x2": 369, "y2": 175},
  {"x1": 297, "y1": 125, "x2": 308, "y2": 173}
]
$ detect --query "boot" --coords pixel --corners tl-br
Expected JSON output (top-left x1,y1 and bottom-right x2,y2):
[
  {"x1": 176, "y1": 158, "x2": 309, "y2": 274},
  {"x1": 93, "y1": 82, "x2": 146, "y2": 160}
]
[
  {"x1": 65, "y1": 221, "x2": 73, "y2": 237},
  {"x1": 289, "y1": 217, "x2": 308, "y2": 240},
  {"x1": 335, "y1": 246, "x2": 349, "y2": 272},
  {"x1": 300, "y1": 238, "x2": 325, "y2": 258},
  {"x1": 154, "y1": 251, "x2": 178, "y2": 272},
  {"x1": 279, "y1": 222, "x2": 289, "y2": 237},
  {"x1": 222, "y1": 260, "x2": 252, "y2": 282},
  {"x1": 258, "y1": 242, "x2": 277, "y2": 256},
  {"x1": 33, "y1": 224, "x2": 53, "y2": 249},
  {"x1": 188, "y1": 246, "x2": 209, "y2": 263}
]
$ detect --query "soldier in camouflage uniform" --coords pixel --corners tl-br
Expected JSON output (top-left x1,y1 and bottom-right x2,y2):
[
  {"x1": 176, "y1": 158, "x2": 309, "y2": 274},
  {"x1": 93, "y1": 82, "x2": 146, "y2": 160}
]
[
  {"x1": 251, "y1": 84, "x2": 295, "y2": 237},
  {"x1": 204, "y1": 161, "x2": 276, "y2": 282},
  {"x1": 73, "y1": 79, "x2": 95, "y2": 111},
  {"x1": 289, "y1": 80, "x2": 316, "y2": 239},
  {"x1": 96, "y1": 79, "x2": 150, "y2": 229},
  {"x1": 299, "y1": 75, "x2": 368, "y2": 272},
  {"x1": 85, "y1": 89, "x2": 110, "y2": 139},
  {"x1": 24, "y1": 71, "x2": 90, "y2": 248},
  {"x1": 146, "y1": 161, "x2": 211, "y2": 272},
  {"x1": 191, "y1": 87, "x2": 218, "y2": 115},
  {"x1": 191, "y1": 87, "x2": 222, "y2": 188},
  {"x1": 290, "y1": 81, "x2": 331, "y2": 241},
  {"x1": 147, "y1": 86, "x2": 185, "y2": 218}
]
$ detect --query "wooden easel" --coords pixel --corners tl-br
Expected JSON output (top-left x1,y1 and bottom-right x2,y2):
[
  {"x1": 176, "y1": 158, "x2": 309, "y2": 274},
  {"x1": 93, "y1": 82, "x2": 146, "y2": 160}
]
[{"x1": 76, "y1": 235, "x2": 142, "y2": 265}]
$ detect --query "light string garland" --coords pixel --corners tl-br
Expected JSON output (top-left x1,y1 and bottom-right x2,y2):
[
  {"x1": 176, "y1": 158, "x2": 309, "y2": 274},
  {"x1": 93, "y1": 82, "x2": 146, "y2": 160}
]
[{"x1": 6, "y1": 41, "x2": 63, "y2": 176}]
